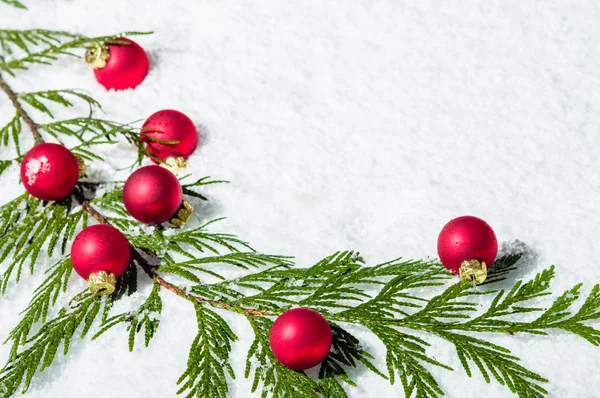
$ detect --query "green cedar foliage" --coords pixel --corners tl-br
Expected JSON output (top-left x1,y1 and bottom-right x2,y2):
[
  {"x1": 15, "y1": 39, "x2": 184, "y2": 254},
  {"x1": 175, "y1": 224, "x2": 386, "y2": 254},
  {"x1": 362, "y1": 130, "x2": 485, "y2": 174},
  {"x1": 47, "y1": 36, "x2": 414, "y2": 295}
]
[
  {"x1": 0, "y1": 0, "x2": 26, "y2": 9},
  {"x1": 1, "y1": 15, "x2": 600, "y2": 398},
  {"x1": 0, "y1": 30, "x2": 151, "y2": 75}
]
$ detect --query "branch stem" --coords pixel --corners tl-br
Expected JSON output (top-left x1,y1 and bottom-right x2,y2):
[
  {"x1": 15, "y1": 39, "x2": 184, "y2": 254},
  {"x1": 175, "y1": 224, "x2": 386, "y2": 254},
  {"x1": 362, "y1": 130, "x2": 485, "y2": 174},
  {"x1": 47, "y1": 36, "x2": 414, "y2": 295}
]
[
  {"x1": 2, "y1": 72, "x2": 268, "y2": 317},
  {"x1": 77, "y1": 194, "x2": 268, "y2": 316},
  {"x1": 0, "y1": 72, "x2": 44, "y2": 145}
]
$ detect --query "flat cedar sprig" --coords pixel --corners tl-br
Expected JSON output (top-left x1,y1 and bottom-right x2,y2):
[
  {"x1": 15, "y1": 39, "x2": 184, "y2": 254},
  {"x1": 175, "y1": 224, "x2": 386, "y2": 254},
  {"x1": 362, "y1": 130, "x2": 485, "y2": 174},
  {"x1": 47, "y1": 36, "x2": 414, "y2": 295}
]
[
  {"x1": 1, "y1": 21, "x2": 600, "y2": 398},
  {"x1": 0, "y1": 0, "x2": 26, "y2": 9},
  {"x1": 0, "y1": 30, "x2": 152, "y2": 75}
]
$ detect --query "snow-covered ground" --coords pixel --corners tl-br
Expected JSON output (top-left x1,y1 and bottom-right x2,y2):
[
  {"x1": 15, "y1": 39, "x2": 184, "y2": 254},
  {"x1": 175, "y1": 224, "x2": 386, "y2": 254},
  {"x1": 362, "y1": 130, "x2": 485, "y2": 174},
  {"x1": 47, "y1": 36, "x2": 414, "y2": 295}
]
[{"x1": 1, "y1": 1, "x2": 599, "y2": 397}]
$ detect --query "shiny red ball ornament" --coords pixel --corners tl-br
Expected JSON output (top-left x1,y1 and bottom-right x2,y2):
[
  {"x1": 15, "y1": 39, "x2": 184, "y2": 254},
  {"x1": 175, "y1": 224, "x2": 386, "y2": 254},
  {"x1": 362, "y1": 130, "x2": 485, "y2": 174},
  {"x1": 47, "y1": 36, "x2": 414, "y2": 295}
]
[
  {"x1": 437, "y1": 215, "x2": 498, "y2": 284},
  {"x1": 141, "y1": 109, "x2": 198, "y2": 165},
  {"x1": 269, "y1": 308, "x2": 332, "y2": 370},
  {"x1": 86, "y1": 38, "x2": 149, "y2": 90},
  {"x1": 71, "y1": 224, "x2": 130, "y2": 296},
  {"x1": 20, "y1": 143, "x2": 79, "y2": 201},
  {"x1": 123, "y1": 165, "x2": 190, "y2": 225}
]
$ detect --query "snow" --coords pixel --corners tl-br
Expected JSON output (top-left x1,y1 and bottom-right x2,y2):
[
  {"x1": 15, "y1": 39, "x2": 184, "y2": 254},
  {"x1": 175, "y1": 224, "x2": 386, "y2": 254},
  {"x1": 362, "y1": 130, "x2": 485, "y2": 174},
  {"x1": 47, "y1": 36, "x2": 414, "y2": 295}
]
[
  {"x1": 1, "y1": 1, "x2": 600, "y2": 397},
  {"x1": 23, "y1": 155, "x2": 50, "y2": 186}
]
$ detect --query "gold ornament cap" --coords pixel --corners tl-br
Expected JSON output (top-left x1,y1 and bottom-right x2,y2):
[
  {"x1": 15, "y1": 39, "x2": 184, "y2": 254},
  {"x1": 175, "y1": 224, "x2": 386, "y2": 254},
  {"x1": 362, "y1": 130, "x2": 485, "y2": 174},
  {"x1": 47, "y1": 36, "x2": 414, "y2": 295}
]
[
  {"x1": 75, "y1": 156, "x2": 86, "y2": 178},
  {"x1": 160, "y1": 156, "x2": 188, "y2": 173},
  {"x1": 170, "y1": 201, "x2": 193, "y2": 227},
  {"x1": 85, "y1": 42, "x2": 110, "y2": 69},
  {"x1": 88, "y1": 271, "x2": 117, "y2": 296},
  {"x1": 459, "y1": 259, "x2": 487, "y2": 286}
]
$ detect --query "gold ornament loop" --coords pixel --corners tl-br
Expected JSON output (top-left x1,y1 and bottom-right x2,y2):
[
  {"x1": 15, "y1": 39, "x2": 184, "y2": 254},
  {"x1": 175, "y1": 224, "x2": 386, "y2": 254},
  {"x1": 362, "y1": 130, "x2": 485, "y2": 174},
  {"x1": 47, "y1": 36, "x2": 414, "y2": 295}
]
[
  {"x1": 85, "y1": 42, "x2": 110, "y2": 70},
  {"x1": 170, "y1": 201, "x2": 193, "y2": 227},
  {"x1": 459, "y1": 259, "x2": 487, "y2": 286},
  {"x1": 75, "y1": 156, "x2": 86, "y2": 178},
  {"x1": 88, "y1": 271, "x2": 117, "y2": 296},
  {"x1": 160, "y1": 156, "x2": 188, "y2": 174}
]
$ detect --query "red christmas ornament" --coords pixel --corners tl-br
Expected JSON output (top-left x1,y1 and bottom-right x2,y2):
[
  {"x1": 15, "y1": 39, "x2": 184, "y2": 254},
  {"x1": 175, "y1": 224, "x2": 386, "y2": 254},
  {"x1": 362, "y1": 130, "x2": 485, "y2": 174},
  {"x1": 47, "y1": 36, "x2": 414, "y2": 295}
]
[
  {"x1": 437, "y1": 215, "x2": 498, "y2": 284},
  {"x1": 141, "y1": 109, "x2": 198, "y2": 167},
  {"x1": 123, "y1": 165, "x2": 192, "y2": 226},
  {"x1": 70, "y1": 224, "x2": 130, "y2": 295},
  {"x1": 269, "y1": 307, "x2": 332, "y2": 370},
  {"x1": 86, "y1": 38, "x2": 149, "y2": 90},
  {"x1": 20, "y1": 143, "x2": 79, "y2": 201}
]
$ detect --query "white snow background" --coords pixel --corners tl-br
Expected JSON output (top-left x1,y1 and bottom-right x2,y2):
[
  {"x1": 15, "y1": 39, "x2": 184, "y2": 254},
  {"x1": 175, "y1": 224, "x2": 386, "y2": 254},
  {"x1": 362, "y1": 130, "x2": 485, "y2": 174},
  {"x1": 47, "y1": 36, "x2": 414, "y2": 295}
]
[{"x1": 1, "y1": 1, "x2": 600, "y2": 397}]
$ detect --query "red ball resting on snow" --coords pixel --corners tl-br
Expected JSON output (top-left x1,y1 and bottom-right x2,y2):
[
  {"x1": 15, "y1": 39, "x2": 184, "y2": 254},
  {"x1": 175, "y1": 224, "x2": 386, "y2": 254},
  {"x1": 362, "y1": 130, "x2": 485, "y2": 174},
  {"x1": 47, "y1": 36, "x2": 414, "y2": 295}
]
[
  {"x1": 20, "y1": 143, "x2": 79, "y2": 201},
  {"x1": 269, "y1": 308, "x2": 332, "y2": 370},
  {"x1": 123, "y1": 165, "x2": 185, "y2": 225},
  {"x1": 86, "y1": 38, "x2": 149, "y2": 90},
  {"x1": 71, "y1": 224, "x2": 130, "y2": 296},
  {"x1": 437, "y1": 215, "x2": 498, "y2": 284},
  {"x1": 141, "y1": 109, "x2": 198, "y2": 165}
]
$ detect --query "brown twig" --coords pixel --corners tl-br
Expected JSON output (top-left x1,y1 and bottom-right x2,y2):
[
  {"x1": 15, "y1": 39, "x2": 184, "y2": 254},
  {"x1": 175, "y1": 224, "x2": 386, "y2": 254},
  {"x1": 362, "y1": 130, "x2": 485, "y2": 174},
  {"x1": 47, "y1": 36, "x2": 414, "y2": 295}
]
[
  {"x1": 1, "y1": 76, "x2": 268, "y2": 317},
  {"x1": 74, "y1": 187, "x2": 267, "y2": 315},
  {"x1": 81, "y1": 200, "x2": 108, "y2": 224},
  {"x1": 0, "y1": 72, "x2": 45, "y2": 145},
  {"x1": 129, "y1": 248, "x2": 269, "y2": 316},
  {"x1": 74, "y1": 188, "x2": 268, "y2": 315}
]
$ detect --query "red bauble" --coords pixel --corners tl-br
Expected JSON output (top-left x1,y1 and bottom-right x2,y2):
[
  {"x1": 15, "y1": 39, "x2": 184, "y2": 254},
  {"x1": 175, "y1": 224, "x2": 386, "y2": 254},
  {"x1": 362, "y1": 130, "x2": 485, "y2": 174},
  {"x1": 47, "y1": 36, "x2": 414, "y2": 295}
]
[
  {"x1": 70, "y1": 224, "x2": 130, "y2": 295},
  {"x1": 141, "y1": 109, "x2": 198, "y2": 163},
  {"x1": 123, "y1": 165, "x2": 183, "y2": 224},
  {"x1": 20, "y1": 143, "x2": 79, "y2": 201},
  {"x1": 437, "y1": 215, "x2": 498, "y2": 274},
  {"x1": 91, "y1": 38, "x2": 149, "y2": 90},
  {"x1": 269, "y1": 308, "x2": 332, "y2": 370}
]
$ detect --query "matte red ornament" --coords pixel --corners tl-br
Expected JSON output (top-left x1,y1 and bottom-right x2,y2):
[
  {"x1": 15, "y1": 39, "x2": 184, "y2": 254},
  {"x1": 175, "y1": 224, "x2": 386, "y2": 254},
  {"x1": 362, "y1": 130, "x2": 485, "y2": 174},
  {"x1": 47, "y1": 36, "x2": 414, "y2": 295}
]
[
  {"x1": 70, "y1": 224, "x2": 130, "y2": 296},
  {"x1": 20, "y1": 143, "x2": 79, "y2": 201},
  {"x1": 141, "y1": 109, "x2": 198, "y2": 165},
  {"x1": 123, "y1": 165, "x2": 187, "y2": 225},
  {"x1": 437, "y1": 215, "x2": 498, "y2": 284},
  {"x1": 87, "y1": 38, "x2": 149, "y2": 90},
  {"x1": 269, "y1": 307, "x2": 332, "y2": 370}
]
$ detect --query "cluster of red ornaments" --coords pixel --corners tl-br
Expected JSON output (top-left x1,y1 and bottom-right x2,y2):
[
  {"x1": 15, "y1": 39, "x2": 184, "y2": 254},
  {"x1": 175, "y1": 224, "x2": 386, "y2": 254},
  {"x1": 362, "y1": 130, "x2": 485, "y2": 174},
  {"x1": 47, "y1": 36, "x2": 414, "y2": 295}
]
[{"x1": 18, "y1": 36, "x2": 501, "y2": 371}]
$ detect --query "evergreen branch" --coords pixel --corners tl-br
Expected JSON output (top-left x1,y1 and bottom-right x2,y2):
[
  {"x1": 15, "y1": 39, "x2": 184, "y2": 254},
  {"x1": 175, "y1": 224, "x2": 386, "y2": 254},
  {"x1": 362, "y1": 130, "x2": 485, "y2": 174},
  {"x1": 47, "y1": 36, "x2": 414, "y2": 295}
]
[
  {"x1": 0, "y1": 72, "x2": 43, "y2": 144},
  {"x1": 38, "y1": 117, "x2": 134, "y2": 145},
  {"x1": 433, "y1": 267, "x2": 555, "y2": 334},
  {"x1": 0, "y1": 291, "x2": 102, "y2": 396},
  {"x1": 230, "y1": 253, "x2": 447, "y2": 312},
  {"x1": 0, "y1": 159, "x2": 13, "y2": 176},
  {"x1": 159, "y1": 252, "x2": 294, "y2": 283},
  {"x1": 18, "y1": 89, "x2": 101, "y2": 118},
  {"x1": 0, "y1": 112, "x2": 22, "y2": 155},
  {"x1": 245, "y1": 316, "x2": 321, "y2": 398},
  {"x1": 335, "y1": 262, "x2": 451, "y2": 322},
  {"x1": 0, "y1": 196, "x2": 86, "y2": 294},
  {"x1": 75, "y1": 199, "x2": 273, "y2": 317},
  {"x1": 87, "y1": 183, "x2": 129, "y2": 218},
  {"x1": 92, "y1": 283, "x2": 162, "y2": 351},
  {"x1": 4, "y1": 53, "x2": 599, "y2": 398},
  {"x1": 176, "y1": 303, "x2": 237, "y2": 398},
  {"x1": 125, "y1": 218, "x2": 256, "y2": 261},
  {"x1": 0, "y1": 31, "x2": 152, "y2": 73},
  {"x1": 0, "y1": 0, "x2": 26, "y2": 9},
  {"x1": 226, "y1": 251, "x2": 364, "y2": 310},
  {"x1": 435, "y1": 331, "x2": 548, "y2": 398},
  {"x1": 368, "y1": 323, "x2": 449, "y2": 398},
  {"x1": 4, "y1": 258, "x2": 72, "y2": 360},
  {"x1": 0, "y1": 29, "x2": 77, "y2": 56}
]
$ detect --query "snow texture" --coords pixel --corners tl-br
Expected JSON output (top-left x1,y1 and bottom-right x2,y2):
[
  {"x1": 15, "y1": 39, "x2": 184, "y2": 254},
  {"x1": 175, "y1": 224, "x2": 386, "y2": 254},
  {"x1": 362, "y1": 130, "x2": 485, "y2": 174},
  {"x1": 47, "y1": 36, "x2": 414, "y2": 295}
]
[
  {"x1": 24, "y1": 155, "x2": 49, "y2": 186},
  {"x1": 1, "y1": 1, "x2": 600, "y2": 397}
]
